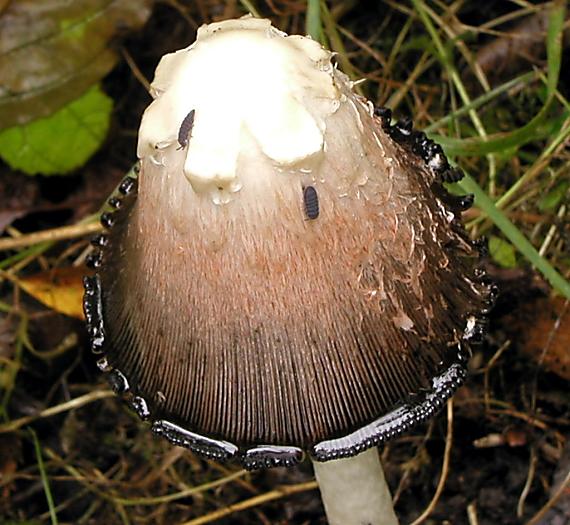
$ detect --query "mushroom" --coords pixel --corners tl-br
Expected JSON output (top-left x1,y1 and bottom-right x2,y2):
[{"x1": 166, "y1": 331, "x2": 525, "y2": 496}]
[{"x1": 83, "y1": 17, "x2": 492, "y2": 524}]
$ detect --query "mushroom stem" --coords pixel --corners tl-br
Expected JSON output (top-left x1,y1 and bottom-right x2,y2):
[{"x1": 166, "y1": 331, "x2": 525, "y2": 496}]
[{"x1": 312, "y1": 448, "x2": 399, "y2": 525}]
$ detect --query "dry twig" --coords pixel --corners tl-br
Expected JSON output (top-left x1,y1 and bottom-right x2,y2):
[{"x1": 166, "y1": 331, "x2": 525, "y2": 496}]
[
  {"x1": 0, "y1": 222, "x2": 102, "y2": 252},
  {"x1": 0, "y1": 390, "x2": 114, "y2": 434},
  {"x1": 179, "y1": 480, "x2": 319, "y2": 525},
  {"x1": 409, "y1": 399, "x2": 454, "y2": 525}
]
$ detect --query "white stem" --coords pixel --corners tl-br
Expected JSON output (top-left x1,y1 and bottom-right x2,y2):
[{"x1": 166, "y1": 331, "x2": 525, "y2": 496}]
[{"x1": 312, "y1": 447, "x2": 399, "y2": 525}]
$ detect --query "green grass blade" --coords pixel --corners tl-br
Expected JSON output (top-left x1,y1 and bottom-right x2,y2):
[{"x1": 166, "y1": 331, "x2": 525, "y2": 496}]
[
  {"x1": 545, "y1": 0, "x2": 565, "y2": 95},
  {"x1": 424, "y1": 71, "x2": 537, "y2": 134},
  {"x1": 457, "y1": 174, "x2": 570, "y2": 299},
  {"x1": 319, "y1": 1, "x2": 362, "y2": 91},
  {"x1": 427, "y1": 1, "x2": 565, "y2": 156},
  {"x1": 239, "y1": 0, "x2": 261, "y2": 17},
  {"x1": 306, "y1": 0, "x2": 322, "y2": 41},
  {"x1": 31, "y1": 429, "x2": 59, "y2": 525},
  {"x1": 0, "y1": 241, "x2": 51, "y2": 270}
]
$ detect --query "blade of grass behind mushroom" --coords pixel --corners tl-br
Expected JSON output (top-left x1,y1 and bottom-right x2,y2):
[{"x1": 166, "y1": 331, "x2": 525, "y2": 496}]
[
  {"x1": 420, "y1": 0, "x2": 566, "y2": 157},
  {"x1": 30, "y1": 429, "x2": 59, "y2": 525},
  {"x1": 410, "y1": 0, "x2": 569, "y2": 298},
  {"x1": 238, "y1": 0, "x2": 261, "y2": 18},
  {"x1": 305, "y1": 0, "x2": 322, "y2": 43},
  {"x1": 456, "y1": 172, "x2": 570, "y2": 300},
  {"x1": 411, "y1": 0, "x2": 500, "y2": 195}
]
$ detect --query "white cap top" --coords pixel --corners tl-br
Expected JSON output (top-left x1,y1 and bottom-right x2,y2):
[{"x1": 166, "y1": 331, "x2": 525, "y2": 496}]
[{"x1": 137, "y1": 16, "x2": 340, "y2": 194}]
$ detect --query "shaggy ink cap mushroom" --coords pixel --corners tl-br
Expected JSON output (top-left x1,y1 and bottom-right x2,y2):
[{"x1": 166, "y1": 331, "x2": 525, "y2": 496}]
[{"x1": 84, "y1": 17, "x2": 492, "y2": 470}]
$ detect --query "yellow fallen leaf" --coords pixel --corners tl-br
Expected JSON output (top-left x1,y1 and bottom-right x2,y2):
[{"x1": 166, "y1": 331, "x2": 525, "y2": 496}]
[{"x1": 18, "y1": 266, "x2": 89, "y2": 320}]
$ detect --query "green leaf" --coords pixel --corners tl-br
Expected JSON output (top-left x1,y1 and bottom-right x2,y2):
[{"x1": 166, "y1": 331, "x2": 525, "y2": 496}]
[
  {"x1": 538, "y1": 180, "x2": 569, "y2": 212},
  {"x1": 488, "y1": 236, "x2": 517, "y2": 268},
  {"x1": 0, "y1": 85, "x2": 112, "y2": 176}
]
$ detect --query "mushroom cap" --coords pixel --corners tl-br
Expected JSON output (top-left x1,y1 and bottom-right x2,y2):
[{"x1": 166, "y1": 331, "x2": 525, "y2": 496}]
[{"x1": 84, "y1": 17, "x2": 492, "y2": 469}]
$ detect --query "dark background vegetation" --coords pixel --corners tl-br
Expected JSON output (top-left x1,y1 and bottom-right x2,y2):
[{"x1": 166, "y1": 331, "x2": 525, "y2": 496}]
[{"x1": 0, "y1": 1, "x2": 569, "y2": 524}]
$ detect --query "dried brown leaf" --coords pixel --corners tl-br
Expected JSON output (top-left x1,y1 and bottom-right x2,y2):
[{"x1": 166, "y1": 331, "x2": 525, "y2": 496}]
[
  {"x1": 0, "y1": 0, "x2": 153, "y2": 130},
  {"x1": 520, "y1": 296, "x2": 570, "y2": 381},
  {"x1": 474, "y1": 7, "x2": 570, "y2": 86}
]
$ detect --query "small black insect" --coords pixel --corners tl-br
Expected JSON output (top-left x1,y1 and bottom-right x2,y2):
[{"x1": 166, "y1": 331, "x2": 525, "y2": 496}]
[
  {"x1": 303, "y1": 185, "x2": 319, "y2": 220},
  {"x1": 177, "y1": 109, "x2": 195, "y2": 150}
]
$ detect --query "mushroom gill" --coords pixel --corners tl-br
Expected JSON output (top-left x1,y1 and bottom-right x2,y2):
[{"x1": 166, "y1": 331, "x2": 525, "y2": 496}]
[{"x1": 84, "y1": 17, "x2": 492, "y2": 468}]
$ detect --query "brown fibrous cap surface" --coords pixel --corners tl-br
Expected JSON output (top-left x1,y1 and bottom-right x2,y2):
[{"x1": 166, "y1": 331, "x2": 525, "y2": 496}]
[{"x1": 96, "y1": 93, "x2": 490, "y2": 450}]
